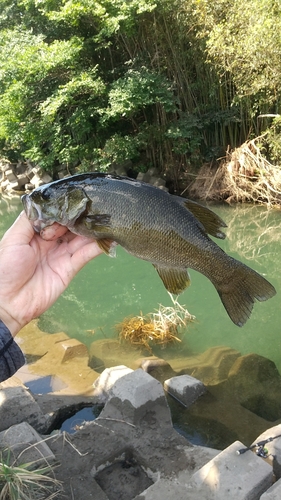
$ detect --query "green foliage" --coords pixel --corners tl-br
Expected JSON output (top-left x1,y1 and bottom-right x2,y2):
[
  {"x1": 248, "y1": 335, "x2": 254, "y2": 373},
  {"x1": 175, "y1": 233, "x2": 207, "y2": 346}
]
[{"x1": 0, "y1": 0, "x2": 281, "y2": 177}]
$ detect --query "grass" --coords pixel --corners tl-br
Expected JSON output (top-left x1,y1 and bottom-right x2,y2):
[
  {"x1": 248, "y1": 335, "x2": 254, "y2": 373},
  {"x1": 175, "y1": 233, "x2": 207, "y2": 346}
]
[
  {"x1": 0, "y1": 449, "x2": 62, "y2": 500},
  {"x1": 116, "y1": 295, "x2": 195, "y2": 353}
]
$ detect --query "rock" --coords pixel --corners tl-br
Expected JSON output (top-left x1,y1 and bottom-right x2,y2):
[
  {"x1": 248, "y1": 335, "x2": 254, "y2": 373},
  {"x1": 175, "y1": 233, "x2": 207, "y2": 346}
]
[
  {"x1": 58, "y1": 170, "x2": 69, "y2": 179},
  {"x1": 59, "y1": 338, "x2": 89, "y2": 363},
  {"x1": 164, "y1": 374, "x2": 206, "y2": 408},
  {"x1": 0, "y1": 422, "x2": 55, "y2": 467},
  {"x1": 6, "y1": 180, "x2": 20, "y2": 191},
  {"x1": 0, "y1": 386, "x2": 47, "y2": 433},
  {"x1": 5, "y1": 168, "x2": 17, "y2": 182},
  {"x1": 147, "y1": 167, "x2": 159, "y2": 176},
  {"x1": 227, "y1": 354, "x2": 281, "y2": 421},
  {"x1": 0, "y1": 159, "x2": 12, "y2": 172},
  {"x1": 89, "y1": 339, "x2": 142, "y2": 371},
  {"x1": 170, "y1": 346, "x2": 241, "y2": 385},
  {"x1": 92, "y1": 365, "x2": 133, "y2": 403},
  {"x1": 137, "y1": 171, "x2": 151, "y2": 182},
  {"x1": 17, "y1": 173, "x2": 30, "y2": 187},
  {"x1": 99, "y1": 368, "x2": 173, "y2": 428},
  {"x1": 135, "y1": 356, "x2": 176, "y2": 382},
  {"x1": 260, "y1": 478, "x2": 281, "y2": 499},
  {"x1": 25, "y1": 182, "x2": 35, "y2": 191},
  {"x1": 192, "y1": 440, "x2": 273, "y2": 499},
  {"x1": 29, "y1": 172, "x2": 52, "y2": 188}
]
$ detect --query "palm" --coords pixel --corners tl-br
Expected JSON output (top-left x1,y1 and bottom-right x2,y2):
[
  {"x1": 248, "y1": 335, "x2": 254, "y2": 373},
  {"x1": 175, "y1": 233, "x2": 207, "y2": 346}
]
[{"x1": 0, "y1": 213, "x2": 102, "y2": 335}]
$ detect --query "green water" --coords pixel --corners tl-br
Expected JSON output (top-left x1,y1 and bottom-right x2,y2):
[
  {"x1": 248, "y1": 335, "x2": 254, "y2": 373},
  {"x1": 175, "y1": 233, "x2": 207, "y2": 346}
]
[{"x1": 0, "y1": 195, "x2": 280, "y2": 371}]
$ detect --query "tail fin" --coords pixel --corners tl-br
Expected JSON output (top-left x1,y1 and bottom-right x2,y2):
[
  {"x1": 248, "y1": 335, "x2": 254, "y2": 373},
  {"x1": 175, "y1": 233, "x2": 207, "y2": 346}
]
[{"x1": 214, "y1": 260, "x2": 276, "y2": 327}]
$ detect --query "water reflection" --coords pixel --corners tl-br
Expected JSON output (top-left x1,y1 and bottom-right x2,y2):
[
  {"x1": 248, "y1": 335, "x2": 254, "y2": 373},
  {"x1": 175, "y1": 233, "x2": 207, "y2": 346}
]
[{"x1": 0, "y1": 196, "x2": 280, "y2": 370}]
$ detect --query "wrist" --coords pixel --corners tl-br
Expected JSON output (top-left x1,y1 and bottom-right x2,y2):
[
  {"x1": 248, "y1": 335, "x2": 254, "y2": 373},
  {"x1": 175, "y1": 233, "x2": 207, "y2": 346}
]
[{"x1": 0, "y1": 308, "x2": 22, "y2": 337}]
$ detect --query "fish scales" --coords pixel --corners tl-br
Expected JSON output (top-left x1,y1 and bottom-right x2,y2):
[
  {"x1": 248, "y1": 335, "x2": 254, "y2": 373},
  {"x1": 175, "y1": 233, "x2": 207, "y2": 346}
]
[{"x1": 22, "y1": 172, "x2": 276, "y2": 327}]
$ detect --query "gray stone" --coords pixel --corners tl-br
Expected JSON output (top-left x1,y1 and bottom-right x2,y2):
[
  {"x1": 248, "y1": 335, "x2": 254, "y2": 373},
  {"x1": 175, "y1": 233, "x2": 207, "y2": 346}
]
[
  {"x1": 164, "y1": 374, "x2": 206, "y2": 408},
  {"x1": 260, "y1": 478, "x2": 281, "y2": 499},
  {"x1": 99, "y1": 369, "x2": 173, "y2": 428},
  {"x1": 227, "y1": 354, "x2": 281, "y2": 421},
  {"x1": 5, "y1": 169, "x2": 17, "y2": 182},
  {"x1": 137, "y1": 172, "x2": 151, "y2": 183},
  {"x1": 6, "y1": 180, "x2": 20, "y2": 191},
  {"x1": 136, "y1": 356, "x2": 175, "y2": 382},
  {"x1": 0, "y1": 422, "x2": 55, "y2": 468},
  {"x1": 17, "y1": 173, "x2": 30, "y2": 187},
  {"x1": 150, "y1": 177, "x2": 166, "y2": 187},
  {"x1": 192, "y1": 440, "x2": 273, "y2": 499},
  {"x1": 0, "y1": 386, "x2": 47, "y2": 433},
  {"x1": 92, "y1": 365, "x2": 133, "y2": 403}
]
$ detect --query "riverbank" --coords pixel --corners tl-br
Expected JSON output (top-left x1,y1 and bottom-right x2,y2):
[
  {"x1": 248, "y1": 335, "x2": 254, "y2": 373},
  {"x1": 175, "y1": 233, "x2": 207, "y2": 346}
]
[{"x1": 1, "y1": 321, "x2": 281, "y2": 499}]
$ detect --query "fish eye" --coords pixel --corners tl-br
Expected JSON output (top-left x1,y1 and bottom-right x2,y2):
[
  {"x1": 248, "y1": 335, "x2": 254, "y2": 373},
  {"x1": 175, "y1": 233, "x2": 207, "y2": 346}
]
[{"x1": 40, "y1": 189, "x2": 51, "y2": 201}]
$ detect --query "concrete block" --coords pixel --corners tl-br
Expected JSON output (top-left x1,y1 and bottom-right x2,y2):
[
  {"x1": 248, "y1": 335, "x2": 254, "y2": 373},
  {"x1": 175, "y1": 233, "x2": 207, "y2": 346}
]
[
  {"x1": 92, "y1": 365, "x2": 133, "y2": 403},
  {"x1": 0, "y1": 179, "x2": 10, "y2": 189},
  {"x1": 0, "y1": 386, "x2": 47, "y2": 433},
  {"x1": 25, "y1": 182, "x2": 35, "y2": 191},
  {"x1": 164, "y1": 375, "x2": 206, "y2": 408},
  {"x1": 29, "y1": 172, "x2": 52, "y2": 188},
  {"x1": 6, "y1": 180, "x2": 20, "y2": 191},
  {"x1": 0, "y1": 422, "x2": 55, "y2": 467},
  {"x1": 17, "y1": 173, "x2": 30, "y2": 187},
  {"x1": 31, "y1": 166, "x2": 42, "y2": 175},
  {"x1": 260, "y1": 478, "x2": 281, "y2": 499},
  {"x1": 5, "y1": 169, "x2": 17, "y2": 182},
  {"x1": 59, "y1": 338, "x2": 89, "y2": 363},
  {"x1": 99, "y1": 369, "x2": 173, "y2": 428},
  {"x1": 192, "y1": 440, "x2": 273, "y2": 499},
  {"x1": 40, "y1": 173, "x2": 52, "y2": 185},
  {"x1": 0, "y1": 160, "x2": 11, "y2": 172}
]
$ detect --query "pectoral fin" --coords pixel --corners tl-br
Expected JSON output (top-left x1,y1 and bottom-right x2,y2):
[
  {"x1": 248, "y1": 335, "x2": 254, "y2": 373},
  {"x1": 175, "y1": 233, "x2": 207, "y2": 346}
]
[
  {"x1": 153, "y1": 265, "x2": 191, "y2": 294},
  {"x1": 84, "y1": 213, "x2": 111, "y2": 232},
  {"x1": 173, "y1": 196, "x2": 227, "y2": 239}
]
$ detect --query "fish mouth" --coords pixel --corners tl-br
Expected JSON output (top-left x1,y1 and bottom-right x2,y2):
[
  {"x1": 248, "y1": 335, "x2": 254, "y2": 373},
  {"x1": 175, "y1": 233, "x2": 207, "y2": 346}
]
[{"x1": 21, "y1": 194, "x2": 51, "y2": 233}]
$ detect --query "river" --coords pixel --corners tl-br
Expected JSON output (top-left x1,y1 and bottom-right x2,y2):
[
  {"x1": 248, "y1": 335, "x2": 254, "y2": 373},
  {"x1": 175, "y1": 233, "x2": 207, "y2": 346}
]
[{"x1": 1, "y1": 194, "x2": 280, "y2": 447}]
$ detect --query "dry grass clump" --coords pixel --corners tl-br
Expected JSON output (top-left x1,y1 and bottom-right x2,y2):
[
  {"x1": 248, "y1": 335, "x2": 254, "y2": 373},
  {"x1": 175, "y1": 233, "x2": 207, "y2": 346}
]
[
  {"x1": 189, "y1": 138, "x2": 281, "y2": 207},
  {"x1": 116, "y1": 297, "x2": 194, "y2": 353},
  {"x1": 0, "y1": 449, "x2": 62, "y2": 500}
]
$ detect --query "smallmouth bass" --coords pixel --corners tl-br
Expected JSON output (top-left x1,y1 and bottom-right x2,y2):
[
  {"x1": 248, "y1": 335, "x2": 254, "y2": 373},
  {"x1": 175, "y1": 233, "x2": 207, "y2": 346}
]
[{"x1": 22, "y1": 172, "x2": 276, "y2": 326}]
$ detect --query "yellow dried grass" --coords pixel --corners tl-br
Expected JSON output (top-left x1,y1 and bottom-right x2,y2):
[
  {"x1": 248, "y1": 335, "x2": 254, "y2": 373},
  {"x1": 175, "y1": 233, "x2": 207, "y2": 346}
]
[
  {"x1": 189, "y1": 138, "x2": 281, "y2": 207},
  {"x1": 116, "y1": 296, "x2": 194, "y2": 353}
]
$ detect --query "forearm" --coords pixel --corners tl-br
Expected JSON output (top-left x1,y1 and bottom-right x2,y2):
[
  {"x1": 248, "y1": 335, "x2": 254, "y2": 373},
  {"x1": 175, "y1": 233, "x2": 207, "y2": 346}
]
[{"x1": 0, "y1": 320, "x2": 25, "y2": 382}]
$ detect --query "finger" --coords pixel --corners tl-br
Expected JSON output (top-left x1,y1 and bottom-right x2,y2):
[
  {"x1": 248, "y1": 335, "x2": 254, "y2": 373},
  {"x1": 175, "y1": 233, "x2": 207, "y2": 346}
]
[
  {"x1": 66, "y1": 235, "x2": 97, "y2": 254},
  {"x1": 40, "y1": 223, "x2": 68, "y2": 241},
  {"x1": 1, "y1": 211, "x2": 35, "y2": 245},
  {"x1": 69, "y1": 240, "x2": 104, "y2": 275}
]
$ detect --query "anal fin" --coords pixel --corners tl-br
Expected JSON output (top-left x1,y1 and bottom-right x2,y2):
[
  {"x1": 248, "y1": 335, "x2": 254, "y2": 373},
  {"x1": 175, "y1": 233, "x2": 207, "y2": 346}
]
[
  {"x1": 153, "y1": 265, "x2": 191, "y2": 294},
  {"x1": 97, "y1": 238, "x2": 116, "y2": 257}
]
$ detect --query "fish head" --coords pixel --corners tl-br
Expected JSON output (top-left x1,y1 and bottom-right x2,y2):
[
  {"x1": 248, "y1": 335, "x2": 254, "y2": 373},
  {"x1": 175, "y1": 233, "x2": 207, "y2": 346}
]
[{"x1": 22, "y1": 181, "x2": 89, "y2": 232}]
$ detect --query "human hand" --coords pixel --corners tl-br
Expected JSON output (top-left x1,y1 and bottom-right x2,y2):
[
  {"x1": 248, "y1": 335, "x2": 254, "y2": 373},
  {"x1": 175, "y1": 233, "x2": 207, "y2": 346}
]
[{"x1": 0, "y1": 212, "x2": 103, "y2": 337}]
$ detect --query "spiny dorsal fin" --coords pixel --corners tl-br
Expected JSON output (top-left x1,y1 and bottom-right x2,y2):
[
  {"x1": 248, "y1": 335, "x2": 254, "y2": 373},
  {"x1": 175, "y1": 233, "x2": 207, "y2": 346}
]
[
  {"x1": 153, "y1": 265, "x2": 191, "y2": 294},
  {"x1": 173, "y1": 196, "x2": 227, "y2": 240}
]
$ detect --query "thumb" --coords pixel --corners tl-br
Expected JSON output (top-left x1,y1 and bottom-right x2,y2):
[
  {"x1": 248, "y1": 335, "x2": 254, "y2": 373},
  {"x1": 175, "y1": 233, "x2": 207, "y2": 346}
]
[{"x1": 1, "y1": 212, "x2": 35, "y2": 246}]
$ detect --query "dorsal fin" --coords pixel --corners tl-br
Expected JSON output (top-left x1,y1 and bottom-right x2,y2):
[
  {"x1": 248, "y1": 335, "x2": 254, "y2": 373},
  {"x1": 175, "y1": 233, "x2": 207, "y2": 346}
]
[{"x1": 173, "y1": 196, "x2": 227, "y2": 239}]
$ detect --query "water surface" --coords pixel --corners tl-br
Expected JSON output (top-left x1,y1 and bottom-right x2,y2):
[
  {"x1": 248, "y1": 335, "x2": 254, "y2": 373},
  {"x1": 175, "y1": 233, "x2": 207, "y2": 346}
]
[{"x1": 1, "y1": 196, "x2": 280, "y2": 370}]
